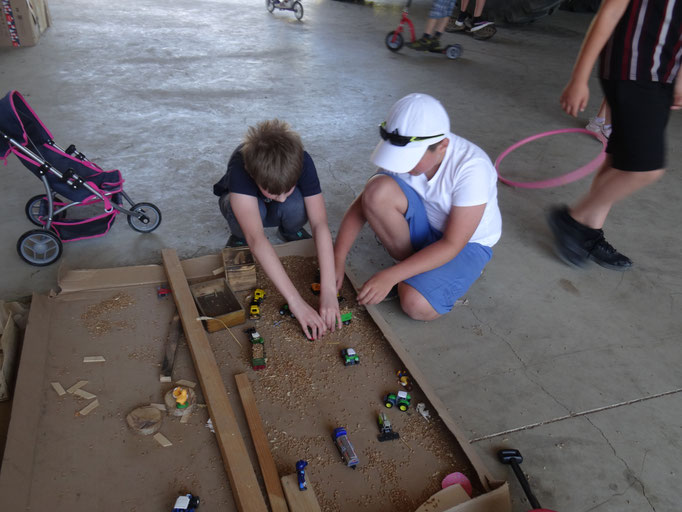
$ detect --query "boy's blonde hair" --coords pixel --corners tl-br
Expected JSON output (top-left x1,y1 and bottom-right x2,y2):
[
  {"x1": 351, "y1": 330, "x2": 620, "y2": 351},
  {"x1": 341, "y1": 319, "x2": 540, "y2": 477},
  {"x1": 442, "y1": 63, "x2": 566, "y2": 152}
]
[{"x1": 241, "y1": 119, "x2": 304, "y2": 195}]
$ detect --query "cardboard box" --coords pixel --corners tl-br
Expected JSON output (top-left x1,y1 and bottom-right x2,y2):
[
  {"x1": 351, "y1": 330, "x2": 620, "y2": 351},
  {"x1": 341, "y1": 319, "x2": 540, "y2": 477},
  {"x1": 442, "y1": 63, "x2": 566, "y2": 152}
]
[
  {"x1": 190, "y1": 277, "x2": 246, "y2": 332},
  {"x1": 1, "y1": 0, "x2": 51, "y2": 48},
  {"x1": 1, "y1": 241, "x2": 511, "y2": 511}
]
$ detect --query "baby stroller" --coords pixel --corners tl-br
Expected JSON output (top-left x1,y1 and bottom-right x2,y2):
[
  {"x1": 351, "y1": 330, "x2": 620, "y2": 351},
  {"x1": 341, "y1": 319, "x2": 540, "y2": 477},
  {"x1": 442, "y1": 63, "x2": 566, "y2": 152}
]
[{"x1": 0, "y1": 90, "x2": 162, "y2": 266}]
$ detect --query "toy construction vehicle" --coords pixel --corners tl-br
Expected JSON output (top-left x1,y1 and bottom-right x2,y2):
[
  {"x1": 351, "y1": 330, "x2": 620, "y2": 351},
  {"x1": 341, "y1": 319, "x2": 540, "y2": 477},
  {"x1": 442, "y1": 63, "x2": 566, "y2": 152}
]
[
  {"x1": 172, "y1": 493, "x2": 200, "y2": 511},
  {"x1": 333, "y1": 427, "x2": 359, "y2": 468},
  {"x1": 377, "y1": 412, "x2": 400, "y2": 442},
  {"x1": 249, "y1": 288, "x2": 265, "y2": 319},
  {"x1": 384, "y1": 390, "x2": 411, "y2": 412},
  {"x1": 341, "y1": 348, "x2": 359, "y2": 366},
  {"x1": 245, "y1": 328, "x2": 267, "y2": 370}
]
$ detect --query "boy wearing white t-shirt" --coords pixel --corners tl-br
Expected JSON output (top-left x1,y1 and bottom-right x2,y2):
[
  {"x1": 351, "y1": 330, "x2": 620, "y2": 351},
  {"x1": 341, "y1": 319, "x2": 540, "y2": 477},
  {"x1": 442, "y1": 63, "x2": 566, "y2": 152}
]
[{"x1": 334, "y1": 93, "x2": 501, "y2": 321}]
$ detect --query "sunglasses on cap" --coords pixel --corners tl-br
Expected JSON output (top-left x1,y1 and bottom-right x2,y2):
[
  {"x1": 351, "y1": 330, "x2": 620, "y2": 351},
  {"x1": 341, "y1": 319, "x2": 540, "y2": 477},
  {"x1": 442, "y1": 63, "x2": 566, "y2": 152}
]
[{"x1": 379, "y1": 122, "x2": 444, "y2": 147}]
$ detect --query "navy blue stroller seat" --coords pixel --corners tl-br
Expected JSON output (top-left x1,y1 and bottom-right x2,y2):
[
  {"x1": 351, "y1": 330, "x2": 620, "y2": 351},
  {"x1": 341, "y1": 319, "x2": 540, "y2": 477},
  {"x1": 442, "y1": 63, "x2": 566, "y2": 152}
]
[{"x1": 0, "y1": 90, "x2": 162, "y2": 266}]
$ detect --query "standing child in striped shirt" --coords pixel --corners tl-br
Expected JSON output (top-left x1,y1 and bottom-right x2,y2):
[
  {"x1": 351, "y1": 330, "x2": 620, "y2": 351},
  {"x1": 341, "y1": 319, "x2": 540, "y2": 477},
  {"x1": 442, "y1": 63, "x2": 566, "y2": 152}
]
[{"x1": 549, "y1": 0, "x2": 682, "y2": 270}]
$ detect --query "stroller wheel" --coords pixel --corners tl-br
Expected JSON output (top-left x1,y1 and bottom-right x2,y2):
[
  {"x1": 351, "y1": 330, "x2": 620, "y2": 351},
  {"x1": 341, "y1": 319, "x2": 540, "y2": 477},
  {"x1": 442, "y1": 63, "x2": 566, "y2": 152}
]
[
  {"x1": 293, "y1": 1, "x2": 303, "y2": 20},
  {"x1": 17, "y1": 229, "x2": 63, "y2": 266},
  {"x1": 25, "y1": 194, "x2": 48, "y2": 226},
  {"x1": 127, "y1": 202, "x2": 162, "y2": 233}
]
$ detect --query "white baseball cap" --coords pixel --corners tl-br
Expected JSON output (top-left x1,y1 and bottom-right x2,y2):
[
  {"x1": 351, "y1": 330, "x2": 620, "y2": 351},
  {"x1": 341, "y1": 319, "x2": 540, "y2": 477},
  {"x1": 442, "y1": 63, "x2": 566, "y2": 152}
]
[{"x1": 370, "y1": 93, "x2": 450, "y2": 173}]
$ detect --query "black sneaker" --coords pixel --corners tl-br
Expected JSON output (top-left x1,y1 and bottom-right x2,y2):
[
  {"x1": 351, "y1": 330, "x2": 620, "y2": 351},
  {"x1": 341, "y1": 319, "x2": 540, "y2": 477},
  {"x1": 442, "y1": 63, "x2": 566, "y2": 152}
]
[
  {"x1": 446, "y1": 14, "x2": 468, "y2": 32},
  {"x1": 225, "y1": 234, "x2": 247, "y2": 248},
  {"x1": 407, "y1": 37, "x2": 435, "y2": 51},
  {"x1": 278, "y1": 227, "x2": 312, "y2": 242},
  {"x1": 588, "y1": 233, "x2": 633, "y2": 271},
  {"x1": 547, "y1": 205, "x2": 596, "y2": 267}
]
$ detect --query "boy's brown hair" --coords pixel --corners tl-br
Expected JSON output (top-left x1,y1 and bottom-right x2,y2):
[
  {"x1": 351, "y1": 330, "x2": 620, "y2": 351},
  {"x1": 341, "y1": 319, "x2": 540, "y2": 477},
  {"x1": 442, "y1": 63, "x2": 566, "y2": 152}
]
[{"x1": 241, "y1": 119, "x2": 304, "y2": 195}]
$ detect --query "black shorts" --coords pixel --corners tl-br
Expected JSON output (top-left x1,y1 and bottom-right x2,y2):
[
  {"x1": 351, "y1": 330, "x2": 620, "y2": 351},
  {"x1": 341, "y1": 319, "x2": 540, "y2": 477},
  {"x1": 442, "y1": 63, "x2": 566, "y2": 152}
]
[{"x1": 600, "y1": 79, "x2": 674, "y2": 172}]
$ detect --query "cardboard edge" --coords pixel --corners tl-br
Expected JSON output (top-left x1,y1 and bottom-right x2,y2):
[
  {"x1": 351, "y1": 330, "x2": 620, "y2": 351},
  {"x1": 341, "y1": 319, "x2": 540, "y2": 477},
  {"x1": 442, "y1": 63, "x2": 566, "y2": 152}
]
[
  {"x1": 57, "y1": 240, "x2": 318, "y2": 295},
  {"x1": 0, "y1": 293, "x2": 52, "y2": 508}
]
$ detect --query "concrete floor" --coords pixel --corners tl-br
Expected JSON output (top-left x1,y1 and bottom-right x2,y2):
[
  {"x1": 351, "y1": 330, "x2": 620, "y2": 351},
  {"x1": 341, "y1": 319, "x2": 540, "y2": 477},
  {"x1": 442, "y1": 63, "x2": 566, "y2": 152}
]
[{"x1": 1, "y1": 0, "x2": 681, "y2": 510}]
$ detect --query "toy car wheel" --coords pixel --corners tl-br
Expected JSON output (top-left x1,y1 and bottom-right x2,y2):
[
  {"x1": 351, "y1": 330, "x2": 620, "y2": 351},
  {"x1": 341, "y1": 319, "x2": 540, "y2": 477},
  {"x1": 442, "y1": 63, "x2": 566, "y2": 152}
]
[
  {"x1": 17, "y1": 229, "x2": 63, "y2": 266},
  {"x1": 127, "y1": 202, "x2": 162, "y2": 233},
  {"x1": 385, "y1": 31, "x2": 404, "y2": 52},
  {"x1": 384, "y1": 401, "x2": 393, "y2": 408},
  {"x1": 25, "y1": 194, "x2": 48, "y2": 226},
  {"x1": 446, "y1": 44, "x2": 463, "y2": 60},
  {"x1": 293, "y1": 1, "x2": 303, "y2": 19},
  {"x1": 266, "y1": 0, "x2": 275, "y2": 12},
  {"x1": 399, "y1": 403, "x2": 409, "y2": 412}
]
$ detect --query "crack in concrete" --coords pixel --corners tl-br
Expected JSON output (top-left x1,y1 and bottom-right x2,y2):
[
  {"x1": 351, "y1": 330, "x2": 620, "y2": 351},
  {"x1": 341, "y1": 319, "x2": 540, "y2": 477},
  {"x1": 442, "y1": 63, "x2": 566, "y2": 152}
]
[{"x1": 584, "y1": 417, "x2": 656, "y2": 512}]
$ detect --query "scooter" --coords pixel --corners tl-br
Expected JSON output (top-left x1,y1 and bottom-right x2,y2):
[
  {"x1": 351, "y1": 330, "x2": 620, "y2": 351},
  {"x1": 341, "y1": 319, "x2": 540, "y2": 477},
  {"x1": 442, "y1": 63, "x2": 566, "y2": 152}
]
[
  {"x1": 385, "y1": 0, "x2": 462, "y2": 60},
  {"x1": 266, "y1": 0, "x2": 304, "y2": 20}
]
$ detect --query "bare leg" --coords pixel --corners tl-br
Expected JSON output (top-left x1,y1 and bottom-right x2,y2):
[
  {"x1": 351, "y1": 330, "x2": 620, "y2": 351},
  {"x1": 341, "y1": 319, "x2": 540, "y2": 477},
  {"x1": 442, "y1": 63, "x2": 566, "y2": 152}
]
[
  {"x1": 399, "y1": 283, "x2": 440, "y2": 321},
  {"x1": 361, "y1": 175, "x2": 413, "y2": 261},
  {"x1": 424, "y1": 17, "x2": 438, "y2": 35},
  {"x1": 570, "y1": 159, "x2": 664, "y2": 229},
  {"x1": 434, "y1": 17, "x2": 450, "y2": 33},
  {"x1": 473, "y1": 0, "x2": 487, "y2": 17}
]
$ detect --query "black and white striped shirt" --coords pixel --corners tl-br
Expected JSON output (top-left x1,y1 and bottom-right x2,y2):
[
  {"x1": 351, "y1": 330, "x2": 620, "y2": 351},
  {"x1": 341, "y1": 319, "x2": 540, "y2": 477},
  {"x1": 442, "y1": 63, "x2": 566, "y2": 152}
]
[{"x1": 600, "y1": 0, "x2": 682, "y2": 83}]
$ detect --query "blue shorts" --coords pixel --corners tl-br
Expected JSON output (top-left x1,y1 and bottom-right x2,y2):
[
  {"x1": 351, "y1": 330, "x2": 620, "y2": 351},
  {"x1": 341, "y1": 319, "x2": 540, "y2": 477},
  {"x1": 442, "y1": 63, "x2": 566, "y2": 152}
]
[
  {"x1": 429, "y1": 0, "x2": 457, "y2": 19},
  {"x1": 384, "y1": 173, "x2": 493, "y2": 315}
]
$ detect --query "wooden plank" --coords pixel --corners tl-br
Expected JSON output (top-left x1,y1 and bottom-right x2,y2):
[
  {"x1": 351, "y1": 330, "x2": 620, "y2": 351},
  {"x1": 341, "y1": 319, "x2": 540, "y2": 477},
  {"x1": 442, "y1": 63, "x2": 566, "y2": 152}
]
[
  {"x1": 235, "y1": 373, "x2": 289, "y2": 512},
  {"x1": 160, "y1": 314, "x2": 181, "y2": 381},
  {"x1": 0, "y1": 315, "x2": 19, "y2": 401},
  {"x1": 162, "y1": 248, "x2": 268, "y2": 512},
  {"x1": 0, "y1": 294, "x2": 52, "y2": 507},
  {"x1": 280, "y1": 474, "x2": 322, "y2": 512}
]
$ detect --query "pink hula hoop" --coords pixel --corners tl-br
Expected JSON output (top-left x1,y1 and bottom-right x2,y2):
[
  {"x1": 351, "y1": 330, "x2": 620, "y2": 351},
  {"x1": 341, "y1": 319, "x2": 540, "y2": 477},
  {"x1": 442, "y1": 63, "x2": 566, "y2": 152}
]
[{"x1": 494, "y1": 128, "x2": 607, "y2": 189}]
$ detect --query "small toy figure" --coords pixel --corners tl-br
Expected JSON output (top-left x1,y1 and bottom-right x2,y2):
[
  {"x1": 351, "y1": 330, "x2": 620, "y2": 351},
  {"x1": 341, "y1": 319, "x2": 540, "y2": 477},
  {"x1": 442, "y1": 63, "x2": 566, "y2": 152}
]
[
  {"x1": 172, "y1": 494, "x2": 200, "y2": 511},
  {"x1": 296, "y1": 459, "x2": 308, "y2": 490},
  {"x1": 384, "y1": 390, "x2": 411, "y2": 412},
  {"x1": 397, "y1": 369, "x2": 413, "y2": 391},
  {"x1": 157, "y1": 286, "x2": 171, "y2": 299},
  {"x1": 416, "y1": 402, "x2": 431, "y2": 421},
  {"x1": 377, "y1": 412, "x2": 400, "y2": 442},
  {"x1": 279, "y1": 303, "x2": 296, "y2": 318},
  {"x1": 332, "y1": 427, "x2": 359, "y2": 468},
  {"x1": 172, "y1": 386, "x2": 189, "y2": 409},
  {"x1": 341, "y1": 348, "x2": 359, "y2": 366}
]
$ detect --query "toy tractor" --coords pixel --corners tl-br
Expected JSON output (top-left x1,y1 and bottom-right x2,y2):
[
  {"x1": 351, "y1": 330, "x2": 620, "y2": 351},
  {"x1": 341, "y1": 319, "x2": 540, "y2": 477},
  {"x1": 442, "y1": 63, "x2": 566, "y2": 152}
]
[
  {"x1": 245, "y1": 328, "x2": 267, "y2": 370},
  {"x1": 384, "y1": 390, "x2": 411, "y2": 411},
  {"x1": 340, "y1": 311, "x2": 352, "y2": 326},
  {"x1": 249, "y1": 303, "x2": 261, "y2": 320},
  {"x1": 377, "y1": 412, "x2": 400, "y2": 442},
  {"x1": 341, "y1": 348, "x2": 359, "y2": 366},
  {"x1": 253, "y1": 288, "x2": 265, "y2": 303},
  {"x1": 279, "y1": 303, "x2": 295, "y2": 318}
]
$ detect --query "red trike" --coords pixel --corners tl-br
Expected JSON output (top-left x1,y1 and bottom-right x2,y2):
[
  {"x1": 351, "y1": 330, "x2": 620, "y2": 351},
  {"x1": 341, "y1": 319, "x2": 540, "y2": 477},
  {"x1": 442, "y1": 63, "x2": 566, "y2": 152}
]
[{"x1": 385, "y1": 0, "x2": 462, "y2": 60}]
